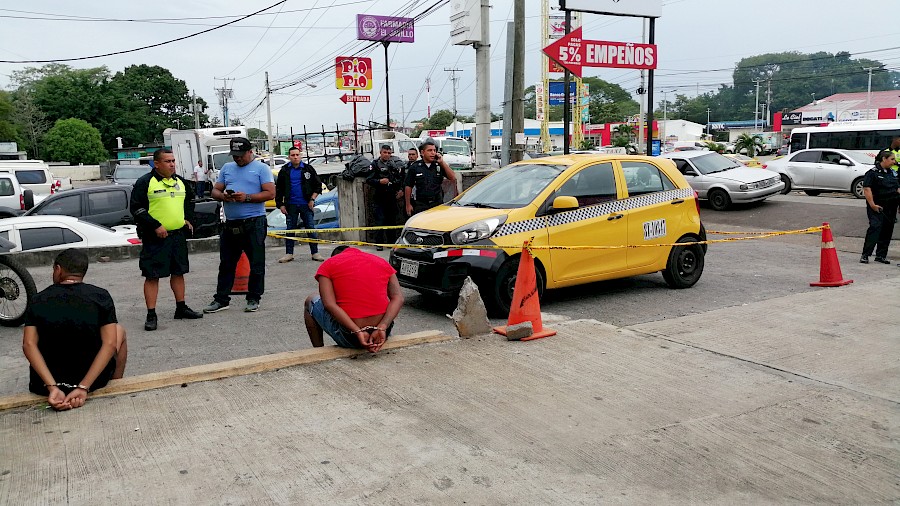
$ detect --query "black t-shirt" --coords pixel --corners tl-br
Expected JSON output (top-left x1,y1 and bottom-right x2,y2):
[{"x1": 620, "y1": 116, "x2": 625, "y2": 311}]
[
  {"x1": 863, "y1": 166, "x2": 900, "y2": 202},
  {"x1": 26, "y1": 283, "x2": 118, "y2": 393}
]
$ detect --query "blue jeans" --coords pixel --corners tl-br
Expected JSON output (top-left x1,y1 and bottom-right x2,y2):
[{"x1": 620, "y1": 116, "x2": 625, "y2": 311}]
[
  {"x1": 308, "y1": 296, "x2": 393, "y2": 348},
  {"x1": 214, "y1": 216, "x2": 266, "y2": 304},
  {"x1": 195, "y1": 181, "x2": 207, "y2": 199},
  {"x1": 285, "y1": 203, "x2": 318, "y2": 255}
]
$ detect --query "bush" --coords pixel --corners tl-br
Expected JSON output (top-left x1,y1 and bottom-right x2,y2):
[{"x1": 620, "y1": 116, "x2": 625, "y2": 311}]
[{"x1": 43, "y1": 118, "x2": 108, "y2": 164}]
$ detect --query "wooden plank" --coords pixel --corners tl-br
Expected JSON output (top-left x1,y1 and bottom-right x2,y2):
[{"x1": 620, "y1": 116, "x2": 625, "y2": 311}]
[{"x1": 0, "y1": 330, "x2": 452, "y2": 411}]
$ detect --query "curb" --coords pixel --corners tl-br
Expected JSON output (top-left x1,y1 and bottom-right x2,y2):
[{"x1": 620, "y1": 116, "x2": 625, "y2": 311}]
[{"x1": 0, "y1": 330, "x2": 452, "y2": 411}]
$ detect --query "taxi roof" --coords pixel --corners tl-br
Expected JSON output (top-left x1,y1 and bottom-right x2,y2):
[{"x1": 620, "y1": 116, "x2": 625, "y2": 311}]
[{"x1": 516, "y1": 153, "x2": 667, "y2": 167}]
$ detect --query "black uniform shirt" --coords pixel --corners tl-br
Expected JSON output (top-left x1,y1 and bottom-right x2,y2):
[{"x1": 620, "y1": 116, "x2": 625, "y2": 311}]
[
  {"x1": 404, "y1": 159, "x2": 447, "y2": 202},
  {"x1": 863, "y1": 165, "x2": 900, "y2": 202}
]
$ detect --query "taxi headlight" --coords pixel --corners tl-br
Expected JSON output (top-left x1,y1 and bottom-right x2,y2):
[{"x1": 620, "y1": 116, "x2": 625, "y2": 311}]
[{"x1": 450, "y1": 216, "x2": 507, "y2": 244}]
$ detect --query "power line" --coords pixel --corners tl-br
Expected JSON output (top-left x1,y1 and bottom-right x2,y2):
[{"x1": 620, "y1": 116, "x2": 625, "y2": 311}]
[{"x1": 0, "y1": 1, "x2": 287, "y2": 64}]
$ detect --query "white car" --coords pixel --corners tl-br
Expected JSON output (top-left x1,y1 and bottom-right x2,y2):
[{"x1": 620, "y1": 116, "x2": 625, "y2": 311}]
[
  {"x1": 761, "y1": 148, "x2": 872, "y2": 199},
  {"x1": 660, "y1": 151, "x2": 784, "y2": 210},
  {"x1": 0, "y1": 216, "x2": 140, "y2": 252}
]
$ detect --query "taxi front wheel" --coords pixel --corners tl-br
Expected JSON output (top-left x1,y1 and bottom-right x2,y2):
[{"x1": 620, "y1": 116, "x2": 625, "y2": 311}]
[
  {"x1": 484, "y1": 256, "x2": 546, "y2": 318},
  {"x1": 662, "y1": 236, "x2": 705, "y2": 289}
]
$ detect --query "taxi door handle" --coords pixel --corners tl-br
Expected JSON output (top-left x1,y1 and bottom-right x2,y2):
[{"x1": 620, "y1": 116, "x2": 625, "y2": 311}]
[
  {"x1": 607, "y1": 214, "x2": 623, "y2": 221},
  {"x1": 670, "y1": 199, "x2": 685, "y2": 205}
]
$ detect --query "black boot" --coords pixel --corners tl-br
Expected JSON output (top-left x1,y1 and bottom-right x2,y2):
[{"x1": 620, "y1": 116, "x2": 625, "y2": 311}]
[
  {"x1": 145, "y1": 310, "x2": 158, "y2": 331},
  {"x1": 174, "y1": 303, "x2": 203, "y2": 319}
]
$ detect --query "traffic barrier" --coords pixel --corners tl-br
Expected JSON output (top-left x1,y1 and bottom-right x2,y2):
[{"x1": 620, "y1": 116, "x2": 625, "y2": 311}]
[
  {"x1": 810, "y1": 222, "x2": 853, "y2": 288},
  {"x1": 231, "y1": 253, "x2": 250, "y2": 294},
  {"x1": 492, "y1": 241, "x2": 557, "y2": 342}
]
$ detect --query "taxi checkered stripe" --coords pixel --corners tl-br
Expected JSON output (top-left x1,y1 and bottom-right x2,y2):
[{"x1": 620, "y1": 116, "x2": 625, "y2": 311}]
[{"x1": 493, "y1": 188, "x2": 694, "y2": 238}]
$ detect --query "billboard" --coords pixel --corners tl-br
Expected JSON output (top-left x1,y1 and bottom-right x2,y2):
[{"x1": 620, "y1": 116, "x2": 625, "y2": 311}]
[
  {"x1": 356, "y1": 14, "x2": 414, "y2": 42},
  {"x1": 335, "y1": 57, "x2": 373, "y2": 90},
  {"x1": 559, "y1": 0, "x2": 662, "y2": 18},
  {"x1": 548, "y1": 81, "x2": 577, "y2": 105}
]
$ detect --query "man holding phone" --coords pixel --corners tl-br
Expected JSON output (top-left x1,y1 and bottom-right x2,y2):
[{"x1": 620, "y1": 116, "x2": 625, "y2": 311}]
[
  {"x1": 204, "y1": 137, "x2": 275, "y2": 313},
  {"x1": 404, "y1": 139, "x2": 457, "y2": 216}
]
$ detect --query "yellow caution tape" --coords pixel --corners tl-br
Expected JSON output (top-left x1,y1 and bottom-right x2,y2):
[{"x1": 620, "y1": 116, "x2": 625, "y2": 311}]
[{"x1": 268, "y1": 225, "x2": 825, "y2": 251}]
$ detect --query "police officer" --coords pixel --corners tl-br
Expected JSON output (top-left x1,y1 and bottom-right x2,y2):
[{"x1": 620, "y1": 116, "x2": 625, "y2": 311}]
[
  {"x1": 404, "y1": 139, "x2": 457, "y2": 216},
  {"x1": 886, "y1": 136, "x2": 900, "y2": 174},
  {"x1": 130, "y1": 148, "x2": 203, "y2": 331},
  {"x1": 366, "y1": 144, "x2": 404, "y2": 250},
  {"x1": 860, "y1": 149, "x2": 900, "y2": 264}
]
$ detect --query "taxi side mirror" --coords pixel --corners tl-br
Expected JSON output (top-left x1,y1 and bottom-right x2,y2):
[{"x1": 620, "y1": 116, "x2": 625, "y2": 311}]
[{"x1": 551, "y1": 196, "x2": 579, "y2": 211}]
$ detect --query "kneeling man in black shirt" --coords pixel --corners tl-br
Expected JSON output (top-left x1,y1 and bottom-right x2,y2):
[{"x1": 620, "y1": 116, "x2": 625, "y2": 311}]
[{"x1": 22, "y1": 248, "x2": 127, "y2": 410}]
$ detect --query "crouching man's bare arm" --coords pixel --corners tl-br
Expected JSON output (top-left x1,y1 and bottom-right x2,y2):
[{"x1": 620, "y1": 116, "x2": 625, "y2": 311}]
[{"x1": 368, "y1": 275, "x2": 404, "y2": 353}]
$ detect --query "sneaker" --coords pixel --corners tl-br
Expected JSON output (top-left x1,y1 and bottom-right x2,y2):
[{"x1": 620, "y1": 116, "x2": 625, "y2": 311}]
[
  {"x1": 874, "y1": 257, "x2": 891, "y2": 264},
  {"x1": 311, "y1": 253, "x2": 325, "y2": 262},
  {"x1": 174, "y1": 305, "x2": 203, "y2": 319},
  {"x1": 203, "y1": 300, "x2": 230, "y2": 313},
  {"x1": 278, "y1": 254, "x2": 294, "y2": 263},
  {"x1": 859, "y1": 256, "x2": 869, "y2": 264},
  {"x1": 144, "y1": 313, "x2": 158, "y2": 331},
  {"x1": 376, "y1": 246, "x2": 384, "y2": 251},
  {"x1": 244, "y1": 300, "x2": 260, "y2": 312}
]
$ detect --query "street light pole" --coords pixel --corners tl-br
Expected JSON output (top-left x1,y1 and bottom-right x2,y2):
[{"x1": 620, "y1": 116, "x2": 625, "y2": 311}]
[
  {"x1": 753, "y1": 78, "x2": 762, "y2": 132},
  {"x1": 864, "y1": 66, "x2": 877, "y2": 120},
  {"x1": 265, "y1": 71, "x2": 275, "y2": 168}
]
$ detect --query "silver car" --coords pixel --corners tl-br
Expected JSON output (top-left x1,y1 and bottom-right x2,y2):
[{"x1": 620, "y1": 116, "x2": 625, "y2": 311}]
[
  {"x1": 660, "y1": 151, "x2": 785, "y2": 210},
  {"x1": 761, "y1": 148, "x2": 871, "y2": 199}
]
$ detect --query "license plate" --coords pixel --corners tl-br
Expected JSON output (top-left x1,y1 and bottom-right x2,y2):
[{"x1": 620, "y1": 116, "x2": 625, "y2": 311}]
[{"x1": 399, "y1": 260, "x2": 419, "y2": 278}]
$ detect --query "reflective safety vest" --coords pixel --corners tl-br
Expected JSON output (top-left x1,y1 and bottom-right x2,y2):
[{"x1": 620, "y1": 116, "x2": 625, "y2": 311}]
[
  {"x1": 890, "y1": 148, "x2": 900, "y2": 173},
  {"x1": 147, "y1": 176, "x2": 186, "y2": 231}
]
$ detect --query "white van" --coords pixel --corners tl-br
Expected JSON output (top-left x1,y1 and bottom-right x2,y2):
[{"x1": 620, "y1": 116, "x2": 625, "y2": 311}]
[
  {"x1": 423, "y1": 136, "x2": 473, "y2": 170},
  {"x1": 362, "y1": 130, "x2": 419, "y2": 158},
  {"x1": 0, "y1": 173, "x2": 35, "y2": 217},
  {"x1": 0, "y1": 160, "x2": 55, "y2": 197}
]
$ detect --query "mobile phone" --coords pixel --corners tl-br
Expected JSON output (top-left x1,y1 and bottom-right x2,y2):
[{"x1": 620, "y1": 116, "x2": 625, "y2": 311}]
[{"x1": 225, "y1": 189, "x2": 235, "y2": 195}]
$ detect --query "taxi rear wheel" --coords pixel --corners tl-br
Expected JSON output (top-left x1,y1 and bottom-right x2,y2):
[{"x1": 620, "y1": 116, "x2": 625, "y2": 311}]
[
  {"x1": 662, "y1": 236, "x2": 705, "y2": 289},
  {"x1": 486, "y1": 256, "x2": 546, "y2": 318}
]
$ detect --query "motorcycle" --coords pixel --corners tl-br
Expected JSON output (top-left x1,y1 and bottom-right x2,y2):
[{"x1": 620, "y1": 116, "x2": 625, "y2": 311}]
[{"x1": 0, "y1": 237, "x2": 36, "y2": 327}]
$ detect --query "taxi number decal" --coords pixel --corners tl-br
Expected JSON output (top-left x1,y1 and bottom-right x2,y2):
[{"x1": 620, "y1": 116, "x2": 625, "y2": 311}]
[{"x1": 643, "y1": 219, "x2": 666, "y2": 240}]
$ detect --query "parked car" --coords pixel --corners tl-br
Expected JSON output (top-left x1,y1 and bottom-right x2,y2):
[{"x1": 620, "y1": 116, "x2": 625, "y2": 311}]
[
  {"x1": 24, "y1": 185, "x2": 223, "y2": 238},
  {"x1": 266, "y1": 190, "x2": 339, "y2": 230},
  {"x1": 660, "y1": 151, "x2": 784, "y2": 210},
  {"x1": 112, "y1": 164, "x2": 152, "y2": 186},
  {"x1": 762, "y1": 148, "x2": 872, "y2": 199},
  {"x1": 0, "y1": 216, "x2": 140, "y2": 252},
  {"x1": 0, "y1": 173, "x2": 35, "y2": 218},
  {"x1": 723, "y1": 153, "x2": 762, "y2": 168},
  {"x1": 390, "y1": 154, "x2": 707, "y2": 315},
  {"x1": 0, "y1": 160, "x2": 55, "y2": 198}
]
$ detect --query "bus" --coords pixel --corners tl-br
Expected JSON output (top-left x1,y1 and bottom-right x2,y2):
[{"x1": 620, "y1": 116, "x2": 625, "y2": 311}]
[{"x1": 788, "y1": 120, "x2": 900, "y2": 159}]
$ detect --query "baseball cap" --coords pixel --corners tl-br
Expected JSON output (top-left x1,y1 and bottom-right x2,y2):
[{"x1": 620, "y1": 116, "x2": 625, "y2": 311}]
[{"x1": 229, "y1": 137, "x2": 252, "y2": 156}]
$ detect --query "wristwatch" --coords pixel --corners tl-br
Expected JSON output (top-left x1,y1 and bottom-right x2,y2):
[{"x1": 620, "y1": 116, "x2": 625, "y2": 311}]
[{"x1": 244, "y1": 194, "x2": 252, "y2": 203}]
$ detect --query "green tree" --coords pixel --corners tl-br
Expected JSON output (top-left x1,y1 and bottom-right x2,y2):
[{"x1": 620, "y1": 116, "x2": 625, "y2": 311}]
[
  {"x1": 248, "y1": 127, "x2": 268, "y2": 143},
  {"x1": 0, "y1": 91, "x2": 21, "y2": 145},
  {"x1": 733, "y1": 133, "x2": 765, "y2": 158},
  {"x1": 614, "y1": 123, "x2": 635, "y2": 140},
  {"x1": 11, "y1": 89, "x2": 49, "y2": 158},
  {"x1": 43, "y1": 118, "x2": 108, "y2": 164},
  {"x1": 524, "y1": 78, "x2": 639, "y2": 123},
  {"x1": 411, "y1": 109, "x2": 456, "y2": 137}
]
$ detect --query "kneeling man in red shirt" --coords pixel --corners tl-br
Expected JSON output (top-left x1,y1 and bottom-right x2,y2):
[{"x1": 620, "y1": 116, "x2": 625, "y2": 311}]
[{"x1": 305, "y1": 246, "x2": 404, "y2": 353}]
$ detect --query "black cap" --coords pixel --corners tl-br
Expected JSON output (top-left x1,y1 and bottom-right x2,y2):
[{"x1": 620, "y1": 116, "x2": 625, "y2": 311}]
[{"x1": 229, "y1": 137, "x2": 252, "y2": 156}]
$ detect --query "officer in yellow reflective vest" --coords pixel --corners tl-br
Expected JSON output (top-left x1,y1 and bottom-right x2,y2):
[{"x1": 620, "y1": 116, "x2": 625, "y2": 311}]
[
  {"x1": 130, "y1": 148, "x2": 203, "y2": 331},
  {"x1": 887, "y1": 136, "x2": 900, "y2": 173}
]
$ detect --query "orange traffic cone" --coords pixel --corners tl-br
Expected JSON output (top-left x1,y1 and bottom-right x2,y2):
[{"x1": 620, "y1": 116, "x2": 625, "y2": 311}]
[
  {"x1": 810, "y1": 222, "x2": 853, "y2": 287},
  {"x1": 493, "y1": 241, "x2": 557, "y2": 341},
  {"x1": 231, "y1": 253, "x2": 250, "y2": 294}
]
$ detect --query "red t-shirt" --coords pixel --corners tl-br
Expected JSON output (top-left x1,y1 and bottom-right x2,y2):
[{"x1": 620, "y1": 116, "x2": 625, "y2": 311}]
[{"x1": 315, "y1": 248, "x2": 397, "y2": 318}]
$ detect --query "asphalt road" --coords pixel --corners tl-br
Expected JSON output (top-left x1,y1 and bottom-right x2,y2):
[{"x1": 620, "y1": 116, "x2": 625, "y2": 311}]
[{"x1": 0, "y1": 193, "x2": 896, "y2": 397}]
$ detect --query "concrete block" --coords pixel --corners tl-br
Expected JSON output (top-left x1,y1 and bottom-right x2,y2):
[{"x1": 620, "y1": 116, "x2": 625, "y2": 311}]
[
  {"x1": 451, "y1": 277, "x2": 492, "y2": 338},
  {"x1": 505, "y1": 321, "x2": 533, "y2": 341}
]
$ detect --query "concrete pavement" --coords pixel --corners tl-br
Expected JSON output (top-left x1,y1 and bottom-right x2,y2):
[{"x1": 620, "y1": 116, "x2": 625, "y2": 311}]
[{"x1": 0, "y1": 273, "x2": 896, "y2": 503}]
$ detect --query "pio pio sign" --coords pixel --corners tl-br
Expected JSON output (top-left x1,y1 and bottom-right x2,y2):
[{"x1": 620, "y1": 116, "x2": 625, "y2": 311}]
[{"x1": 335, "y1": 56, "x2": 373, "y2": 90}]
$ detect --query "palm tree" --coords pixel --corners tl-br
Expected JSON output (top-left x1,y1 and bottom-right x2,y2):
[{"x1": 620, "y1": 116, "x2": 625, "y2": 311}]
[
  {"x1": 614, "y1": 123, "x2": 635, "y2": 141},
  {"x1": 733, "y1": 133, "x2": 766, "y2": 158}
]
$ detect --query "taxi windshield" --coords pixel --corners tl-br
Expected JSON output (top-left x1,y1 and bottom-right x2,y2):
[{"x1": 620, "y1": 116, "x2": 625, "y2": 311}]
[{"x1": 455, "y1": 163, "x2": 568, "y2": 209}]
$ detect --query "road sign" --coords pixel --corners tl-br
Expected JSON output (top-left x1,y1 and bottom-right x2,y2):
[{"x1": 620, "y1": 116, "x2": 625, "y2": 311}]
[
  {"x1": 356, "y1": 14, "x2": 415, "y2": 43},
  {"x1": 543, "y1": 27, "x2": 657, "y2": 77},
  {"x1": 339, "y1": 94, "x2": 371, "y2": 104},
  {"x1": 335, "y1": 56, "x2": 373, "y2": 90}
]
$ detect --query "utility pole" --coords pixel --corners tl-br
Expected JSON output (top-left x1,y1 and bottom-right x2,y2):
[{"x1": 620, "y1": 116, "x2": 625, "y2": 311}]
[
  {"x1": 444, "y1": 68, "x2": 462, "y2": 135},
  {"x1": 510, "y1": 0, "x2": 525, "y2": 163},
  {"x1": 864, "y1": 66, "x2": 877, "y2": 120},
  {"x1": 474, "y1": 0, "x2": 491, "y2": 168},
  {"x1": 706, "y1": 108, "x2": 711, "y2": 137},
  {"x1": 637, "y1": 19, "x2": 646, "y2": 154},
  {"x1": 426, "y1": 78, "x2": 431, "y2": 119},
  {"x1": 501, "y1": 22, "x2": 515, "y2": 168},
  {"x1": 215, "y1": 78, "x2": 234, "y2": 126},
  {"x1": 192, "y1": 90, "x2": 200, "y2": 129},
  {"x1": 265, "y1": 72, "x2": 275, "y2": 168},
  {"x1": 753, "y1": 78, "x2": 762, "y2": 132},
  {"x1": 765, "y1": 80, "x2": 772, "y2": 128},
  {"x1": 400, "y1": 95, "x2": 405, "y2": 134}
]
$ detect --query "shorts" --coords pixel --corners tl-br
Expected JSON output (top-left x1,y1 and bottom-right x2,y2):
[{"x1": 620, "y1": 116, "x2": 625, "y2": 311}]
[
  {"x1": 29, "y1": 358, "x2": 116, "y2": 396},
  {"x1": 139, "y1": 230, "x2": 189, "y2": 278},
  {"x1": 308, "y1": 296, "x2": 393, "y2": 348}
]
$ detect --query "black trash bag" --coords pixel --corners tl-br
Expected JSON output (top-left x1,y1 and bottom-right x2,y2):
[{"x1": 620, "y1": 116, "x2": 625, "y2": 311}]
[{"x1": 340, "y1": 155, "x2": 372, "y2": 181}]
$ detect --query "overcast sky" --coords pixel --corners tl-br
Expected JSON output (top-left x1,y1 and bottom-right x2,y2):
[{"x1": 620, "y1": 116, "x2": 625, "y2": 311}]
[{"x1": 1, "y1": 0, "x2": 895, "y2": 134}]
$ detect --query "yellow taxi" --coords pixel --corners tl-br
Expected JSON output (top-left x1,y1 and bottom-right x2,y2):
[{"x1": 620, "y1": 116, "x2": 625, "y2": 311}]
[
  {"x1": 389, "y1": 154, "x2": 707, "y2": 315},
  {"x1": 723, "y1": 153, "x2": 762, "y2": 167}
]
